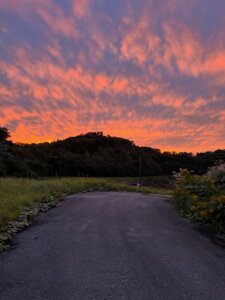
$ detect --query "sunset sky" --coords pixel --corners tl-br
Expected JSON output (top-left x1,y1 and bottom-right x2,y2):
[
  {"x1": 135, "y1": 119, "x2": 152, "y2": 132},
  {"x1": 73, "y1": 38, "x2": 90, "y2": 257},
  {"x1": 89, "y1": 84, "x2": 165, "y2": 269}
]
[{"x1": 0, "y1": 0, "x2": 225, "y2": 152}]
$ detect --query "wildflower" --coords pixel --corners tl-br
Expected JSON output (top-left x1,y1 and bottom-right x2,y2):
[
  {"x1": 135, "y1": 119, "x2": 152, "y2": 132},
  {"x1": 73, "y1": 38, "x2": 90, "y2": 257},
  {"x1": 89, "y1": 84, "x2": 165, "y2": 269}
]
[
  {"x1": 200, "y1": 211, "x2": 208, "y2": 218},
  {"x1": 210, "y1": 195, "x2": 218, "y2": 202},
  {"x1": 199, "y1": 202, "x2": 207, "y2": 208},
  {"x1": 192, "y1": 195, "x2": 198, "y2": 201},
  {"x1": 209, "y1": 208, "x2": 214, "y2": 214},
  {"x1": 181, "y1": 169, "x2": 190, "y2": 176},
  {"x1": 219, "y1": 195, "x2": 225, "y2": 204}
]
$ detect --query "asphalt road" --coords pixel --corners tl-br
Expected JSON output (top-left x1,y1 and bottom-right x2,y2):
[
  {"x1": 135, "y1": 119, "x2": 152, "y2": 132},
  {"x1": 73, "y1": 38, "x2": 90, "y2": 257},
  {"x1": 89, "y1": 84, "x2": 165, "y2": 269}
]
[{"x1": 0, "y1": 192, "x2": 225, "y2": 300}]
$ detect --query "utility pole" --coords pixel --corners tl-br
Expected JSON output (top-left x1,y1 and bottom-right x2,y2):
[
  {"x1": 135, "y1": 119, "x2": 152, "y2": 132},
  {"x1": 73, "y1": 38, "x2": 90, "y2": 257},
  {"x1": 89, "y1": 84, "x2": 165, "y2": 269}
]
[
  {"x1": 59, "y1": 160, "x2": 62, "y2": 177},
  {"x1": 138, "y1": 154, "x2": 142, "y2": 188}
]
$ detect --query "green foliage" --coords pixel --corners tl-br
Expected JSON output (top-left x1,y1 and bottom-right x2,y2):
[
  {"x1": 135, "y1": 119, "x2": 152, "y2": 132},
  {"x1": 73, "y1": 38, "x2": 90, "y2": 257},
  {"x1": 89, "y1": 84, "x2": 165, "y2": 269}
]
[
  {"x1": 0, "y1": 193, "x2": 62, "y2": 251},
  {"x1": 173, "y1": 169, "x2": 225, "y2": 233}
]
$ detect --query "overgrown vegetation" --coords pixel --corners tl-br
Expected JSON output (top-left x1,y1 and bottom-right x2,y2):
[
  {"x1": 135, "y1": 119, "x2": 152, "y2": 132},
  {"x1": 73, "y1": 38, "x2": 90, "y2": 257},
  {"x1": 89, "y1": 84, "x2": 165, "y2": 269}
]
[
  {"x1": 173, "y1": 163, "x2": 225, "y2": 233},
  {"x1": 0, "y1": 128, "x2": 225, "y2": 177},
  {"x1": 0, "y1": 177, "x2": 171, "y2": 251},
  {"x1": 1, "y1": 127, "x2": 225, "y2": 250}
]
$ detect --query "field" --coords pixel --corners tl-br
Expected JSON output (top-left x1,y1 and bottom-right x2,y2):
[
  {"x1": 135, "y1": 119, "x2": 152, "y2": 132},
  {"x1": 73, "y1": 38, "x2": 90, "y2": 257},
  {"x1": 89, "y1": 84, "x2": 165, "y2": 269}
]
[{"x1": 0, "y1": 177, "x2": 172, "y2": 229}]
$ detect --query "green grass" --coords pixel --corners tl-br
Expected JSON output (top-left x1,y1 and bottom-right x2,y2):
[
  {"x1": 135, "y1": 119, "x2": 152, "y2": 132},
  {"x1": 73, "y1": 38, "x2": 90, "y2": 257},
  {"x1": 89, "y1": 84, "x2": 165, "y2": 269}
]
[{"x1": 0, "y1": 177, "x2": 172, "y2": 229}]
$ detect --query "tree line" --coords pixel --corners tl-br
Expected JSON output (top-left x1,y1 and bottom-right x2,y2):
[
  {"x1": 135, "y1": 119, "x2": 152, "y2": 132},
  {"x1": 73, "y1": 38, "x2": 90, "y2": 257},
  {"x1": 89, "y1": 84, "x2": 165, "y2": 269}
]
[{"x1": 0, "y1": 127, "x2": 224, "y2": 177}]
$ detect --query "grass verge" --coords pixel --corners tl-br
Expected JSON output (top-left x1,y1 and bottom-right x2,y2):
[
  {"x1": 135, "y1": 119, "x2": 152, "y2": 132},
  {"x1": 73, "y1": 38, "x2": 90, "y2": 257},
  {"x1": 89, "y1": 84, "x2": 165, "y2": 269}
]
[{"x1": 0, "y1": 177, "x2": 172, "y2": 251}]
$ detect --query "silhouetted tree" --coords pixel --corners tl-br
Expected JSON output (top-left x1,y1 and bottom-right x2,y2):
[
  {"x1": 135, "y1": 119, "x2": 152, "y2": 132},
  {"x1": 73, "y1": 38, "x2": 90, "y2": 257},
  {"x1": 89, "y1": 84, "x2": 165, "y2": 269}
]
[
  {"x1": 0, "y1": 127, "x2": 10, "y2": 142},
  {"x1": 0, "y1": 128, "x2": 224, "y2": 178}
]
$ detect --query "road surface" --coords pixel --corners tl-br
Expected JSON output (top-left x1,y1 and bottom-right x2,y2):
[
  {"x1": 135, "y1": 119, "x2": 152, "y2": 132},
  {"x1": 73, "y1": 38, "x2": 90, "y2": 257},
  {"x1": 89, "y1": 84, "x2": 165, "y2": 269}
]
[{"x1": 0, "y1": 192, "x2": 225, "y2": 300}]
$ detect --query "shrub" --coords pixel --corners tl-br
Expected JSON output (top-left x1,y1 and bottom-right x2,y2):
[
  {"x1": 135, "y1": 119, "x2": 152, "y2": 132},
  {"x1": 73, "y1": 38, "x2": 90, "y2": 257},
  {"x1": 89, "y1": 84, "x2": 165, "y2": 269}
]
[
  {"x1": 207, "y1": 161, "x2": 225, "y2": 191},
  {"x1": 173, "y1": 168, "x2": 225, "y2": 233}
]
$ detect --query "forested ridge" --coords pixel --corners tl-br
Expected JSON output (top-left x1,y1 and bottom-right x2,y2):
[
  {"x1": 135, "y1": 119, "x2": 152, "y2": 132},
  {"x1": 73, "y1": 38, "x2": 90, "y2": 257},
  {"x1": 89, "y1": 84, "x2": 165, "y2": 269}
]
[{"x1": 0, "y1": 128, "x2": 224, "y2": 177}]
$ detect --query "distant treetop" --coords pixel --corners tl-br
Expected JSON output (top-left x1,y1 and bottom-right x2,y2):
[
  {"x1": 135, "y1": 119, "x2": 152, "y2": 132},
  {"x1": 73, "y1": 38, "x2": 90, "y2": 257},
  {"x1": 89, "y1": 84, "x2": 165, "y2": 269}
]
[{"x1": 0, "y1": 127, "x2": 10, "y2": 142}]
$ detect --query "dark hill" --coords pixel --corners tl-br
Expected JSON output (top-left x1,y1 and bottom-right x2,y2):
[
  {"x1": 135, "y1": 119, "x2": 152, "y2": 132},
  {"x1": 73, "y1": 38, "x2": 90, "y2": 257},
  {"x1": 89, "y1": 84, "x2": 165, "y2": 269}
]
[{"x1": 0, "y1": 131, "x2": 224, "y2": 177}]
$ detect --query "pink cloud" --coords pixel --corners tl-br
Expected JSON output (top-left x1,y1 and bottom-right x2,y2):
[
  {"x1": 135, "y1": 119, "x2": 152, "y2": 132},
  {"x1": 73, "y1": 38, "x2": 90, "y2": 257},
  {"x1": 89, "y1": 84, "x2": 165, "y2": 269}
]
[{"x1": 0, "y1": 0, "x2": 225, "y2": 152}]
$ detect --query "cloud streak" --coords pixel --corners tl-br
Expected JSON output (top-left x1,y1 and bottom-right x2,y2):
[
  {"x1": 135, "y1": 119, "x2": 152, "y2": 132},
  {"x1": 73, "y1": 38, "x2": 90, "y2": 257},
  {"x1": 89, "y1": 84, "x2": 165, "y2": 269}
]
[{"x1": 0, "y1": 0, "x2": 225, "y2": 152}]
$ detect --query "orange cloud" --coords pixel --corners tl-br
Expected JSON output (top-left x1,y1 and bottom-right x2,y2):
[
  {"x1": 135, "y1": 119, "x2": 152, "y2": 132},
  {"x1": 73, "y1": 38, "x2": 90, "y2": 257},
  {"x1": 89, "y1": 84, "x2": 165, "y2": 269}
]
[
  {"x1": 95, "y1": 74, "x2": 111, "y2": 92},
  {"x1": 112, "y1": 77, "x2": 128, "y2": 93}
]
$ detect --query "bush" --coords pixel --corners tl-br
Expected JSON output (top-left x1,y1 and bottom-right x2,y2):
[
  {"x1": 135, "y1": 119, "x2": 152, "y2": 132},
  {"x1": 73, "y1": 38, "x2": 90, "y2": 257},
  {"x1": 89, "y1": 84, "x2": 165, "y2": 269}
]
[
  {"x1": 173, "y1": 168, "x2": 225, "y2": 233},
  {"x1": 207, "y1": 161, "x2": 225, "y2": 190}
]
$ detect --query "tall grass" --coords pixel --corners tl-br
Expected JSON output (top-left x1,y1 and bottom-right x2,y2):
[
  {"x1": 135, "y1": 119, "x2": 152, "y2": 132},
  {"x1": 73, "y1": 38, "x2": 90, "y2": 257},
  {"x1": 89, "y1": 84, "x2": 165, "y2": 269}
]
[{"x1": 0, "y1": 177, "x2": 171, "y2": 228}]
